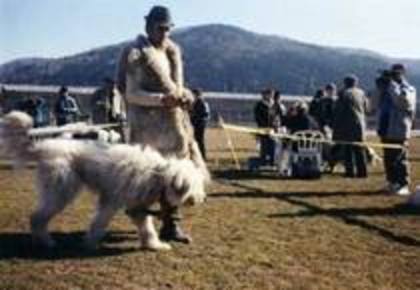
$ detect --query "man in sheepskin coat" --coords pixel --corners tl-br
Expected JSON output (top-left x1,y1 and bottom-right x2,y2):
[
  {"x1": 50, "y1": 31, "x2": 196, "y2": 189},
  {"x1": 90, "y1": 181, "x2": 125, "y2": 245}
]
[{"x1": 116, "y1": 6, "x2": 208, "y2": 244}]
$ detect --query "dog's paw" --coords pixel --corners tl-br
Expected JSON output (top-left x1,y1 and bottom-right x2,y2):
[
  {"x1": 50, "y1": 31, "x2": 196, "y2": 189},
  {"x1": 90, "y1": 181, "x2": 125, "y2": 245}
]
[{"x1": 142, "y1": 240, "x2": 172, "y2": 251}]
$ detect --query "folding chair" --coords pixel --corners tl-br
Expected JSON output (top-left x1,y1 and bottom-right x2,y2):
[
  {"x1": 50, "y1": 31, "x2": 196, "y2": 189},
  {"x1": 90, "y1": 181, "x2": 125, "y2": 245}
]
[{"x1": 290, "y1": 130, "x2": 325, "y2": 178}]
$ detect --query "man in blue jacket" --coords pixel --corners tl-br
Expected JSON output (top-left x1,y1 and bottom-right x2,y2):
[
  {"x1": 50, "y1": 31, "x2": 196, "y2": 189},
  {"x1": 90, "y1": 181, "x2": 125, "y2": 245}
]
[{"x1": 55, "y1": 86, "x2": 81, "y2": 126}]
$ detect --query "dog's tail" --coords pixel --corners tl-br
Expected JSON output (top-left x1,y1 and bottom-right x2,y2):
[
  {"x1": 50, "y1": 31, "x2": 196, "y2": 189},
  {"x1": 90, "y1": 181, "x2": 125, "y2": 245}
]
[{"x1": 0, "y1": 111, "x2": 36, "y2": 163}]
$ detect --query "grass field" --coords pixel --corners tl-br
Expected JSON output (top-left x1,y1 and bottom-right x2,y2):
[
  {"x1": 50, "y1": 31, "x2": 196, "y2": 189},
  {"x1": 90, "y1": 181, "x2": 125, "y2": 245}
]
[{"x1": 0, "y1": 128, "x2": 419, "y2": 290}]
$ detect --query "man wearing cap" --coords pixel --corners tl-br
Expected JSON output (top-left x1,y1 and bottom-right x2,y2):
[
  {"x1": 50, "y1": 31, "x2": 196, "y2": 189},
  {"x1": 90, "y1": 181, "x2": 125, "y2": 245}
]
[
  {"x1": 116, "y1": 6, "x2": 209, "y2": 244},
  {"x1": 377, "y1": 64, "x2": 417, "y2": 195},
  {"x1": 332, "y1": 75, "x2": 369, "y2": 178}
]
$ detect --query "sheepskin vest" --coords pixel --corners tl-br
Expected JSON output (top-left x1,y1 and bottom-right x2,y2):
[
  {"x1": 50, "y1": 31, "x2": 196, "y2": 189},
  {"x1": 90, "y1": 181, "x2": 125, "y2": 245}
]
[
  {"x1": 125, "y1": 36, "x2": 184, "y2": 99},
  {"x1": 120, "y1": 36, "x2": 207, "y2": 178}
]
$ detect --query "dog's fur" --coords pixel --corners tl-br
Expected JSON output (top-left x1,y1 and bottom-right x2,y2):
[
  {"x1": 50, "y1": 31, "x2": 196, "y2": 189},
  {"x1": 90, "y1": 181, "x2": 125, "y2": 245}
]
[{"x1": 0, "y1": 111, "x2": 207, "y2": 251}]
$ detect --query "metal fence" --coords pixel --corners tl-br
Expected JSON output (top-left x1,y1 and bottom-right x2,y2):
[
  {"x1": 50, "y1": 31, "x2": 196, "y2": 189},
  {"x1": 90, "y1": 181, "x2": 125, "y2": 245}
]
[{"x1": 1, "y1": 84, "x2": 419, "y2": 128}]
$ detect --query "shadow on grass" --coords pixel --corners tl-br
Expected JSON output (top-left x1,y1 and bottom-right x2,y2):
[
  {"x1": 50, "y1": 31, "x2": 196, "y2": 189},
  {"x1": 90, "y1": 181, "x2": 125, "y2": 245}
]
[
  {"x1": 0, "y1": 163, "x2": 36, "y2": 171},
  {"x1": 213, "y1": 169, "x2": 288, "y2": 180},
  {"x1": 268, "y1": 199, "x2": 420, "y2": 247},
  {"x1": 211, "y1": 179, "x2": 420, "y2": 247},
  {"x1": 211, "y1": 189, "x2": 389, "y2": 199},
  {"x1": 213, "y1": 169, "x2": 385, "y2": 181},
  {"x1": 0, "y1": 231, "x2": 139, "y2": 260}
]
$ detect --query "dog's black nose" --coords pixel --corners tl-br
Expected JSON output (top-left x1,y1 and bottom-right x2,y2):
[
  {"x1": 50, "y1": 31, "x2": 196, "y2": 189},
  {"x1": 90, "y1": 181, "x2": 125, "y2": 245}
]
[{"x1": 185, "y1": 197, "x2": 195, "y2": 206}]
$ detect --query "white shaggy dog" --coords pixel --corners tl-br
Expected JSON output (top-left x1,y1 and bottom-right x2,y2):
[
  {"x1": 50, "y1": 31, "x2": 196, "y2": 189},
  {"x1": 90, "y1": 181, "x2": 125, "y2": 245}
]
[{"x1": 0, "y1": 111, "x2": 207, "y2": 251}]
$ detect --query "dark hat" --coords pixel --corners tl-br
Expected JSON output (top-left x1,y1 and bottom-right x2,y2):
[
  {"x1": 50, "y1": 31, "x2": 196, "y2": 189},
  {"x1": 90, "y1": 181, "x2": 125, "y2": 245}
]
[
  {"x1": 192, "y1": 88, "x2": 203, "y2": 96},
  {"x1": 391, "y1": 63, "x2": 406, "y2": 73},
  {"x1": 145, "y1": 6, "x2": 174, "y2": 27},
  {"x1": 325, "y1": 83, "x2": 336, "y2": 91},
  {"x1": 59, "y1": 86, "x2": 68, "y2": 94},
  {"x1": 344, "y1": 74, "x2": 358, "y2": 87}
]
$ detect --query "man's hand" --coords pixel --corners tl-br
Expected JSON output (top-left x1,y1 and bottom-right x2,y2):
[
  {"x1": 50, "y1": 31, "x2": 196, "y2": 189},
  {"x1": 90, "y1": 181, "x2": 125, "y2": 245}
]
[{"x1": 161, "y1": 94, "x2": 180, "y2": 108}]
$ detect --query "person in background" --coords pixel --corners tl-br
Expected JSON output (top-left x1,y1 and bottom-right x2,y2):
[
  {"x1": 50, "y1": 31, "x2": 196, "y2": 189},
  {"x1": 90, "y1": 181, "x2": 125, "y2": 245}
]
[
  {"x1": 19, "y1": 96, "x2": 36, "y2": 118},
  {"x1": 332, "y1": 75, "x2": 368, "y2": 178},
  {"x1": 19, "y1": 95, "x2": 48, "y2": 127},
  {"x1": 377, "y1": 64, "x2": 417, "y2": 195},
  {"x1": 272, "y1": 89, "x2": 289, "y2": 175},
  {"x1": 309, "y1": 89, "x2": 325, "y2": 128},
  {"x1": 285, "y1": 101, "x2": 319, "y2": 134},
  {"x1": 0, "y1": 86, "x2": 8, "y2": 115},
  {"x1": 320, "y1": 83, "x2": 337, "y2": 169},
  {"x1": 91, "y1": 78, "x2": 115, "y2": 124},
  {"x1": 32, "y1": 96, "x2": 49, "y2": 127},
  {"x1": 254, "y1": 88, "x2": 276, "y2": 166},
  {"x1": 91, "y1": 78, "x2": 126, "y2": 124},
  {"x1": 54, "y1": 86, "x2": 81, "y2": 126},
  {"x1": 272, "y1": 89, "x2": 287, "y2": 130},
  {"x1": 190, "y1": 88, "x2": 210, "y2": 160},
  {"x1": 322, "y1": 83, "x2": 337, "y2": 130}
]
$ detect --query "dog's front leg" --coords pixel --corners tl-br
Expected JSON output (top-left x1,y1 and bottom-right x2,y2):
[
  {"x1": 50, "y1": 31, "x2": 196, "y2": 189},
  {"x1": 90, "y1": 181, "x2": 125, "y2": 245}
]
[
  {"x1": 31, "y1": 207, "x2": 59, "y2": 248},
  {"x1": 31, "y1": 196, "x2": 70, "y2": 248},
  {"x1": 84, "y1": 205, "x2": 119, "y2": 250},
  {"x1": 130, "y1": 214, "x2": 172, "y2": 251}
]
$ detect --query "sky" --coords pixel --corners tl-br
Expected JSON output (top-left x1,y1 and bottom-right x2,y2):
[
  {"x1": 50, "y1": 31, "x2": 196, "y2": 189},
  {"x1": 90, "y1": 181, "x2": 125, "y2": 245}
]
[{"x1": 1, "y1": 0, "x2": 420, "y2": 64}]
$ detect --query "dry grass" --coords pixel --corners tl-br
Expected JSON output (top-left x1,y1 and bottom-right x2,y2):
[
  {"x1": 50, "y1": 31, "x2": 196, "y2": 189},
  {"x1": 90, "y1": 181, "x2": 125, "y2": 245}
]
[{"x1": 0, "y1": 128, "x2": 420, "y2": 290}]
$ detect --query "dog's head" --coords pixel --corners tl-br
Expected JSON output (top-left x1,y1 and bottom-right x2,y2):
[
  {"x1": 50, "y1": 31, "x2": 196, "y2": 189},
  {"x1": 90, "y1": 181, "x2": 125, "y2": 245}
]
[
  {"x1": 163, "y1": 158, "x2": 207, "y2": 208},
  {"x1": 0, "y1": 111, "x2": 33, "y2": 154},
  {"x1": 0, "y1": 111, "x2": 33, "y2": 132}
]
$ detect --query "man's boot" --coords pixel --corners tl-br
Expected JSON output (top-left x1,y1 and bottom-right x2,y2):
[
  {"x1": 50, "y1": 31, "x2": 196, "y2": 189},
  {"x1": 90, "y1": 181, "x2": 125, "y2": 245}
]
[{"x1": 159, "y1": 207, "x2": 192, "y2": 244}]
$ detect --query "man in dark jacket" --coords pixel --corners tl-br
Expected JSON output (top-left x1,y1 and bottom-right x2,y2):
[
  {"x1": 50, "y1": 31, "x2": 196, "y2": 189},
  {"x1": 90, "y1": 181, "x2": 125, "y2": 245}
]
[
  {"x1": 254, "y1": 88, "x2": 276, "y2": 165},
  {"x1": 190, "y1": 88, "x2": 210, "y2": 160},
  {"x1": 309, "y1": 89, "x2": 325, "y2": 127},
  {"x1": 322, "y1": 83, "x2": 337, "y2": 129},
  {"x1": 332, "y1": 75, "x2": 368, "y2": 178}
]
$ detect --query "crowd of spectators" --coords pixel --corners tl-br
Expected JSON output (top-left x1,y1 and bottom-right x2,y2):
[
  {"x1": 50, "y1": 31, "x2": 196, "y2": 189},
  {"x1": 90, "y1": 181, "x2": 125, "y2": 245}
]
[{"x1": 252, "y1": 63, "x2": 417, "y2": 195}]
